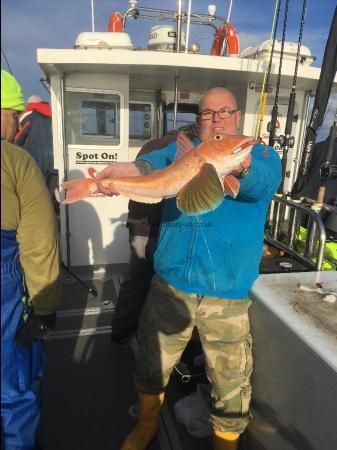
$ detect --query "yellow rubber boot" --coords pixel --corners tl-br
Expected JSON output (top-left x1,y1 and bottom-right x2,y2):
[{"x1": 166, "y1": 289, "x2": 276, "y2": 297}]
[
  {"x1": 213, "y1": 428, "x2": 240, "y2": 450},
  {"x1": 120, "y1": 392, "x2": 165, "y2": 450}
]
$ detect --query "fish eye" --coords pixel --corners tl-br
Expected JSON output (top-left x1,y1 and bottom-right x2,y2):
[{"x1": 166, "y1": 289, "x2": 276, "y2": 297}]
[{"x1": 214, "y1": 134, "x2": 223, "y2": 140}]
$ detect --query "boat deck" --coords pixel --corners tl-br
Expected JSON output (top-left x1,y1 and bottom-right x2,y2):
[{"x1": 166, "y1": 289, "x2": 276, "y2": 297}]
[
  {"x1": 36, "y1": 266, "x2": 214, "y2": 450},
  {"x1": 36, "y1": 264, "x2": 337, "y2": 450}
]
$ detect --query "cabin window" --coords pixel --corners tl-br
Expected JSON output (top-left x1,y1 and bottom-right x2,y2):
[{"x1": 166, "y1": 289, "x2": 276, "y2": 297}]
[
  {"x1": 65, "y1": 91, "x2": 121, "y2": 146},
  {"x1": 82, "y1": 101, "x2": 118, "y2": 136},
  {"x1": 166, "y1": 102, "x2": 198, "y2": 132},
  {"x1": 129, "y1": 103, "x2": 152, "y2": 140}
]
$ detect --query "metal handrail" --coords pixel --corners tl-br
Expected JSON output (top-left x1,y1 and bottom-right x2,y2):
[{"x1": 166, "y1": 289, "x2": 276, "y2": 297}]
[
  {"x1": 123, "y1": 6, "x2": 224, "y2": 33},
  {"x1": 265, "y1": 195, "x2": 327, "y2": 270},
  {"x1": 122, "y1": 5, "x2": 226, "y2": 132}
]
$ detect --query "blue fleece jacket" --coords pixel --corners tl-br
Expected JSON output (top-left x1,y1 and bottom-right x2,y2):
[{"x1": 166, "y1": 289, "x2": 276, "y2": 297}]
[{"x1": 139, "y1": 140, "x2": 281, "y2": 299}]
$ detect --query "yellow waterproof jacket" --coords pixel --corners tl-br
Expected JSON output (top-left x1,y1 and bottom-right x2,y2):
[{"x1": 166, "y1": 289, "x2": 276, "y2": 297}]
[{"x1": 297, "y1": 226, "x2": 337, "y2": 270}]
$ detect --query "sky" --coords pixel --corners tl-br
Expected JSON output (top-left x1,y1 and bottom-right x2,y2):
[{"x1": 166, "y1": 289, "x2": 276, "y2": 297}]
[{"x1": 1, "y1": 0, "x2": 336, "y2": 139}]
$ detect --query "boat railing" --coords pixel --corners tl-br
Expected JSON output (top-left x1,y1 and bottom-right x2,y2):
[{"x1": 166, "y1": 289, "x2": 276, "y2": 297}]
[
  {"x1": 264, "y1": 194, "x2": 329, "y2": 271},
  {"x1": 123, "y1": 5, "x2": 225, "y2": 35}
]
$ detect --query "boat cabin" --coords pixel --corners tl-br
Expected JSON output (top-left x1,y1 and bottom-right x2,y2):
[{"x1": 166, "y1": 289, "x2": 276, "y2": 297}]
[
  {"x1": 35, "y1": 4, "x2": 337, "y2": 450},
  {"x1": 37, "y1": 5, "x2": 331, "y2": 269}
]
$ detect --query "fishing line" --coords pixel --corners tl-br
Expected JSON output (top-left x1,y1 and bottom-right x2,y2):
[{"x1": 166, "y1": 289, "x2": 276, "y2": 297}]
[
  {"x1": 321, "y1": 96, "x2": 337, "y2": 130},
  {"x1": 1, "y1": 47, "x2": 13, "y2": 74},
  {"x1": 196, "y1": 216, "x2": 216, "y2": 292}
]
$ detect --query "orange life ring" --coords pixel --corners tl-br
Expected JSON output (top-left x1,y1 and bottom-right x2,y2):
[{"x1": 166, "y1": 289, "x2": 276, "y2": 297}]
[
  {"x1": 210, "y1": 22, "x2": 239, "y2": 56},
  {"x1": 107, "y1": 12, "x2": 123, "y2": 32},
  {"x1": 225, "y1": 23, "x2": 239, "y2": 56},
  {"x1": 210, "y1": 24, "x2": 227, "y2": 56}
]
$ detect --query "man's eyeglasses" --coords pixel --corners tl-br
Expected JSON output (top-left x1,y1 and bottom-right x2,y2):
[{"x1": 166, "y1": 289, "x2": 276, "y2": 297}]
[{"x1": 197, "y1": 109, "x2": 239, "y2": 121}]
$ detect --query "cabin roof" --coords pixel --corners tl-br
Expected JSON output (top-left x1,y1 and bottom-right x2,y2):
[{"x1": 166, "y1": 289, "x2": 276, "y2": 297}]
[{"x1": 37, "y1": 48, "x2": 337, "y2": 93}]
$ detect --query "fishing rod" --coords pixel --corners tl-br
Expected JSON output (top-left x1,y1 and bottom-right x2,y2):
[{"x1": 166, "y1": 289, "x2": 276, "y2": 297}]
[
  {"x1": 268, "y1": 0, "x2": 290, "y2": 148},
  {"x1": 299, "y1": 113, "x2": 337, "y2": 263},
  {"x1": 1, "y1": 47, "x2": 12, "y2": 74},
  {"x1": 292, "y1": 6, "x2": 337, "y2": 200},
  {"x1": 278, "y1": 0, "x2": 307, "y2": 194},
  {"x1": 255, "y1": 0, "x2": 281, "y2": 139},
  {"x1": 316, "y1": 109, "x2": 337, "y2": 205},
  {"x1": 61, "y1": 262, "x2": 98, "y2": 297}
]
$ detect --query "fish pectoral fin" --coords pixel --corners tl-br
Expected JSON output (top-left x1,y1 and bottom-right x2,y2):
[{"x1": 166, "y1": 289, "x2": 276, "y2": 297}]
[
  {"x1": 176, "y1": 163, "x2": 223, "y2": 215},
  {"x1": 223, "y1": 175, "x2": 240, "y2": 198},
  {"x1": 117, "y1": 190, "x2": 163, "y2": 204}
]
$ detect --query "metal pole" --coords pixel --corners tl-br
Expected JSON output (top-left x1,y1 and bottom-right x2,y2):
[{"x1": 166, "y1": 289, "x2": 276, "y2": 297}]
[
  {"x1": 304, "y1": 218, "x2": 317, "y2": 259},
  {"x1": 90, "y1": 0, "x2": 95, "y2": 32},
  {"x1": 60, "y1": 76, "x2": 71, "y2": 268},
  {"x1": 227, "y1": 0, "x2": 233, "y2": 22},
  {"x1": 287, "y1": 206, "x2": 299, "y2": 248},
  {"x1": 185, "y1": 0, "x2": 192, "y2": 53},
  {"x1": 271, "y1": 199, "x2": 281, "y2": 240},
  {"x1": 176, "y1": 0, "x2": 183, "y2": 52},
  {"x1": 173, "y1": 75, "x2": 179, "y2": 130},
  {"x1": 172, "y1": 1, "x2": 183, "y2": 130}
]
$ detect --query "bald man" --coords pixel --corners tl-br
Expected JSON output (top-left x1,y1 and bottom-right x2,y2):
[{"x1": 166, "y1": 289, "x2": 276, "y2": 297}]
[{"x1": 96, "y1": 87, "x2": 281, "y2": 450}]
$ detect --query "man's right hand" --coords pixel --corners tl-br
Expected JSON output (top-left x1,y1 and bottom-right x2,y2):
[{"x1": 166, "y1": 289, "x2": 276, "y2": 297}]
[{"x1": 94, "y1": 162, "x2": 141, "y2": 196}]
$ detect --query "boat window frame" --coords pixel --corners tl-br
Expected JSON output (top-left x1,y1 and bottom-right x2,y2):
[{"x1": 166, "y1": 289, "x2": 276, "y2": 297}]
[
  {"x1": 129, "y1": 100, "x2": 155, "y2": 143},
  {"x1": 64, "y1": 87, "x2": 125, "y2": 150},
  {"x1": 165, "y1": 101, "x2": 199, "y2": 132}
]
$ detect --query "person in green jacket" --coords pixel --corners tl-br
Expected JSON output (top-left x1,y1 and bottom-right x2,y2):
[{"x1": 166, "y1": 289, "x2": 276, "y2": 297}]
[{"x1": 1, "y1": 69, "x2": 62, "y2": 450}]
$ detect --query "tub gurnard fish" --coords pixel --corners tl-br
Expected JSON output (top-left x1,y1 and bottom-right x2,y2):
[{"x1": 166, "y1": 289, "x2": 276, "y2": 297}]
[{"x1": 61, "y1": 134, "x2": 257, "y2": 215}]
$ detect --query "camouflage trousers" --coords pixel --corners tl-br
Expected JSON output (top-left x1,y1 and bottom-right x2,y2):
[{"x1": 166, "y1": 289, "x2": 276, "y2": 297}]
[{"x1": 135, "y1": 275, "x2": 253, "y2": 434}]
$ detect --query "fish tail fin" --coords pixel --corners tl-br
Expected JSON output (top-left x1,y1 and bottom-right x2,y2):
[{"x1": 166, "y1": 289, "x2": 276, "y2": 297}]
[
  {"x1": 61, "y1": 179, "x2": 97, "y2": 204},
  {"x1": 176, "y1": 164, "x2": 223, "y2": 215}
]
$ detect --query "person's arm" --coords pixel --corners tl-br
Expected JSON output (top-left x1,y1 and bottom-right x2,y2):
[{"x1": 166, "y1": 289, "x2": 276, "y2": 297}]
[
  {"x1": 15, "y1": 150, "x2": 62, "y2": 317},
  {"x1": 137, "y1": 140, "x2": 177, "y2": 169},
  {"x1": 237, "y1": 144, "x2": 282, "y2": 201},
  {"x1": 94, "y1": 141, "x2": 177, "y2": 195},
  {"x1": 94, "y1": 162, "x2": 147, "y2": 195}
]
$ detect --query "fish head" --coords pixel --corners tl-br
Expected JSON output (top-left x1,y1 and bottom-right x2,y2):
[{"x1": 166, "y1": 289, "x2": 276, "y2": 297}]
[{"x1": 201, "y1": 134, "x2": 258, "y2": 175}]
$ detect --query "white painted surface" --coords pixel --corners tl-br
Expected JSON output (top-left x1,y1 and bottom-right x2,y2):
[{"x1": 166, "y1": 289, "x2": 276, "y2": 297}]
[
  {"x1": 38, "y1": 43, "x2": 337, "y2": 267},
  {"x1": 38, "y1": 48, "x2": 337, "y2": 92},
  {"x1": 250, "y1": 271, "x2": 337, "y2": 372}
]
